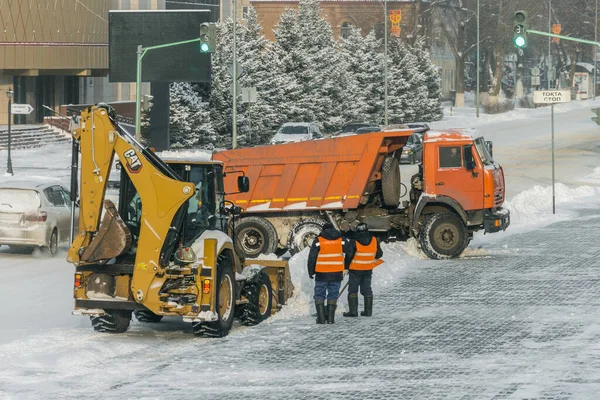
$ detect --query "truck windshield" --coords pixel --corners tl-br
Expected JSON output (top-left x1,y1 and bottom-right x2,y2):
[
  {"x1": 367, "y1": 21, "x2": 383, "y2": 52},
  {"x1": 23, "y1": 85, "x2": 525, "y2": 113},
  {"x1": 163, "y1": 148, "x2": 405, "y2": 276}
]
[
  {"x1": 474, "y1": 137, "x2": 494, "y2": 166},
  {"x1": 279, "y1": 125, "x2": 308, "y2": 134}
]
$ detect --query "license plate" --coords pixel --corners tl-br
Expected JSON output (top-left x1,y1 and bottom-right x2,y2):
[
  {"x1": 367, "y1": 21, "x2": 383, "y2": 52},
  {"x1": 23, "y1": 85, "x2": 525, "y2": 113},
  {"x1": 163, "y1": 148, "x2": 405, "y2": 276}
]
[{"x1": 0, "y1": 213, "x2": 21, "y2": 223}]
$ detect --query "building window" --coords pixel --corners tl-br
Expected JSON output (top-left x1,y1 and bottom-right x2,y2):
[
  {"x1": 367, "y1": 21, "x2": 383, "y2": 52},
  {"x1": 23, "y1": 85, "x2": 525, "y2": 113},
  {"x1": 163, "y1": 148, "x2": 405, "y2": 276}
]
[
  {"x1": 374, "y1": 22, "x2": 385, "y2": 40},
  {"x1": 341, "y1": 22, "x2": 352, "y2": 39},
  {"x1": 242, "y1": 6, "x2": 249, "y2": 19}
]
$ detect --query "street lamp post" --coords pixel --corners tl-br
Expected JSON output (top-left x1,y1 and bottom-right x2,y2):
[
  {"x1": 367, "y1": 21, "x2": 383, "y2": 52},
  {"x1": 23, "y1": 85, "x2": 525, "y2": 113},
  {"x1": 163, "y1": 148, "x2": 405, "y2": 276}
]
[
  {"x1": 476, "y1": 0, "x2": 480, "y2": 118},
  {"x1": 6, "y1": 88, "x2": 13, "y2": 175},
  {"x1": 595, "y1": 0, "x2": 598, "y2": 99},
  {"x1": 232, "y1": 0, "x2": 238, "y2": 148},
  {"x1": 384, "y1": 0, "x2": 388, "y2": 128}
]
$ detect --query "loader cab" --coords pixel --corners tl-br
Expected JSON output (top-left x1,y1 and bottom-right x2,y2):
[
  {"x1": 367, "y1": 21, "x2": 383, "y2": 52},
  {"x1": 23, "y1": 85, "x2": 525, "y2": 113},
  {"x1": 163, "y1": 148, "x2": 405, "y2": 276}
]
[{"x1": 117, "y1": 159, "x2": 226, "y2": 254}]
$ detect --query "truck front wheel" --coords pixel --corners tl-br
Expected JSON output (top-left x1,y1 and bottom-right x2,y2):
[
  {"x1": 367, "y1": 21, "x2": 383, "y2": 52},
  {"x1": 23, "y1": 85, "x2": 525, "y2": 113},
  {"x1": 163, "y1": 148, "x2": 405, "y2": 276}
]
[{"x1": 419, "y1": 212, "x2": 468, "y2": 259}]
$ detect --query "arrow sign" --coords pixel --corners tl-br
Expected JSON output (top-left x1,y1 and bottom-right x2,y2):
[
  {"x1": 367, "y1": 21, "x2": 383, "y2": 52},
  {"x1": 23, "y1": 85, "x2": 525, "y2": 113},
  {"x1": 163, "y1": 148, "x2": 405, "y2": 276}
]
[{"x1": 11, "y1": 103, "x2": 34, "y2": 115}]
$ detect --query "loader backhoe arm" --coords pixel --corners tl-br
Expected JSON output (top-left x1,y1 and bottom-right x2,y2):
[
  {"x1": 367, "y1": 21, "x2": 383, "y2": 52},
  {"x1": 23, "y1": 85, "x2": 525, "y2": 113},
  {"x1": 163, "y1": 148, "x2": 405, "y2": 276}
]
[{"x1": 67, "y1": 105, "x2": 195, "y2": 280}]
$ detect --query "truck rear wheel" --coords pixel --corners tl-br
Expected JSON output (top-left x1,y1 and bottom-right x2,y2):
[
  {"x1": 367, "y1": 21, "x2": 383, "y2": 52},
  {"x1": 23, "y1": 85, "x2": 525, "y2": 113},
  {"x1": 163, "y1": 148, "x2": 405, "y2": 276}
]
[
  {"x1": 287, "y1": 218, "x2": 327, "y2": 255},
  {"x1": 419, "y1": 212, "x2": 468, "y2": 259},
  {"x1": 235, "y1": 217, "x2": 278, "y2": 258},
  {"x1": 381, "y1": 156, "x2": 401, "y2": 208},
  {"x1": 239, "y1": 271, "x2": 273, "y2": 326},
  {"x1": 90, "y1": 310, "x2": 132, "y2": 333},
  {"x1": 134, "y1": 309, "x2": 163, "y2": 323},
  {"x1": 192, "y1": 256, "x2": 235, "y2": 337}
]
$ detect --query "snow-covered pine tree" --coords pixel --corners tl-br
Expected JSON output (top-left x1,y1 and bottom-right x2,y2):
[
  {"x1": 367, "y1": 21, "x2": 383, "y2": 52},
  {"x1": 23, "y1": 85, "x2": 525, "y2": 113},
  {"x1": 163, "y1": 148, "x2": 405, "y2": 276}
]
[
  {"x1": 341, "y1": 26, "x2": 382, "y2": 124},
  {"x1": 411, "y1": 36, "x2": 443, "y2": 122},
  {"x1": 169, "y1": 82, "x2": 216, "y2": 149},
  {"x1": 273, "y1": 0, "x2": 351, "y2": 132},
  {"x1": 386, "y1": 36, "x2": 427, "y2": 124}
]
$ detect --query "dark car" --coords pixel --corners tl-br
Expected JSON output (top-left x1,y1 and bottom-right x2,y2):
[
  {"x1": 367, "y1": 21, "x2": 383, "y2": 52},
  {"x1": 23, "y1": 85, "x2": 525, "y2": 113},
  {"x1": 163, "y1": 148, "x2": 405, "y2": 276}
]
[
  {"x1": 400, "y1": 131, "x2": 424, "y2": 164},
  {"x1": 355, "y1": 126, "x2": 381, "y2": 134},
  {"x1": 339, "y1": 123, "x2": 378, "y2": 134}
]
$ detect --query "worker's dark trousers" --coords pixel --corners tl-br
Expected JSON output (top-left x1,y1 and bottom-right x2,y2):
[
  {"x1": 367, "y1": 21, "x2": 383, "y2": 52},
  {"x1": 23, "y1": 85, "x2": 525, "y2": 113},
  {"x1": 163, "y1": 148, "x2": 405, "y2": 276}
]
[{"x1": 348, "y1": 270, "x2": 373, "y2": 296}]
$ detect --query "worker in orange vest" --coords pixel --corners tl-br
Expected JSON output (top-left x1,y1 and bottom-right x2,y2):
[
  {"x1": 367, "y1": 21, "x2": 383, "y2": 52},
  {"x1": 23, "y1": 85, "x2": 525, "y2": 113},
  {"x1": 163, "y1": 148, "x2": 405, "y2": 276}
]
[
  {"x1": 343, "y1": 223, "x2": 383, "y2": 318},
  {"x1": 307, "y1": 222, "x2": 351, "y2": 324}
]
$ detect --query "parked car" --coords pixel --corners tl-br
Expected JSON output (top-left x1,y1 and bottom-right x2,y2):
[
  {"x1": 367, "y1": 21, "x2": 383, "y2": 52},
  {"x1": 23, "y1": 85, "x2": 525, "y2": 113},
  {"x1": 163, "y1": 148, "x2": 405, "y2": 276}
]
[
  {"x1": 270, "y1": 122, "x2": 322, "y2": 144},
  {"x1": 399, "y1": 131, "x2": 424, "y2": 164},
  {"x1": 339, "y1": 122, "x2": 378, "y2": 134},
  {"x1": 355, "y1": 126, "x2": 381, "y2": 134},
  {"x1": 0, "y1": 180, "x2": 76, "y2": 256}
]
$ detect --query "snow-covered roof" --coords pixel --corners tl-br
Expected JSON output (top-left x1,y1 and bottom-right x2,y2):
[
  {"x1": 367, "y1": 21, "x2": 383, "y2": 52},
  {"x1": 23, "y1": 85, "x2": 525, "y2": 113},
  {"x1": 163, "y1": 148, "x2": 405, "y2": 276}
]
[{"x1": 280, "y1": 122, "x2": 313, "y2": 127}]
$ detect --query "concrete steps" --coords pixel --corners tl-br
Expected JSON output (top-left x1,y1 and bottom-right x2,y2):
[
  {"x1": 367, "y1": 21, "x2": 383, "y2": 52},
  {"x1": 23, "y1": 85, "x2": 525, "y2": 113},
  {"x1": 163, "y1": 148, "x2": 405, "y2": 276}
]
[{"x1": 0, "y1": 125, "x2": 71, "y2": 150}]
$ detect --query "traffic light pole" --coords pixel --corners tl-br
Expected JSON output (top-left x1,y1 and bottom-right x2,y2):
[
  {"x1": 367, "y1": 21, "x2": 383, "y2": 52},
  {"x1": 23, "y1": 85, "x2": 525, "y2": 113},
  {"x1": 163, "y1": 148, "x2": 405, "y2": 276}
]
[
  {"x1": 135, "y1": 37, "x2": 202, "y2": 141},
  {"x1": 527, "y1": 30, "x2": 600, "y2": 48}
]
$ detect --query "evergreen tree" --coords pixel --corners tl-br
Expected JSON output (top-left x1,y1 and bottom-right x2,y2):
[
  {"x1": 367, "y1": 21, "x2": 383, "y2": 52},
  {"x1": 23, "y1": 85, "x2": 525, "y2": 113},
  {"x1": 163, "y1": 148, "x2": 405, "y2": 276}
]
[
  {"x1": 273, "y1": 0, "x2": 351, "y2": 132},
  {"x1": 411, "y1": 37, "x2": 443, "y2": 121},
  {"x1": 341, "y1": 27, "x2": 382, "y2": 124},
  {"x1": 169, "y1": 82, "x2": 216, "y2": 149}
]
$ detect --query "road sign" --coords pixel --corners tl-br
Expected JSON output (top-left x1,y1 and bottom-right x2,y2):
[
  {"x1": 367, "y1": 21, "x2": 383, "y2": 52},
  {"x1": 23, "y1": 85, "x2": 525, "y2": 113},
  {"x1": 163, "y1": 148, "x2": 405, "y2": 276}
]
[
  {"x1": 11, "y1": 103, "x2": 34, "y2": 115},
  {"x1": 552, "y1": 24, "x2": 561, "y2": 43},
  {"x1": 391, "y1": 26, "x2": 401, "y2": 37},
  {"x1": 533, "y1": 90, "x2": 571, "y2": 104},
  {"x1": 390, "y1": 10, "x2": 401, "y2": 23},
  {"x1": 531, "y1": 67, "x2": 541, "y2": 76},
  {"x1": 241, "y1": 87, "x2": 257, "y2": 103},
  {"x1": 531, "y1": 76, "x2": 541, "y2": 86}
]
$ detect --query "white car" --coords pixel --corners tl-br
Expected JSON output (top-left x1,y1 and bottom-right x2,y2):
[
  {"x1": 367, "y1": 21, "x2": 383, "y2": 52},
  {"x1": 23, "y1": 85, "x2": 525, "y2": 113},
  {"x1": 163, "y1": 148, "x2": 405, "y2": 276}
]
[
  {"x1": 270, "y1": 122, "x2": 323, "y2": 145},
  {"x1": 0, "y1": 181, "x2": 77, "y2": 256}
]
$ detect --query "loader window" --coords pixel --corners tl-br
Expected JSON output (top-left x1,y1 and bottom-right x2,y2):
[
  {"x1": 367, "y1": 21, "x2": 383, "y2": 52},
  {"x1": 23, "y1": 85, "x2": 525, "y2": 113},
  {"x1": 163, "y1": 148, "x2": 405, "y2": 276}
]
[{"x1": 439, "y1": 146, "x2": 462, "y2": 169}]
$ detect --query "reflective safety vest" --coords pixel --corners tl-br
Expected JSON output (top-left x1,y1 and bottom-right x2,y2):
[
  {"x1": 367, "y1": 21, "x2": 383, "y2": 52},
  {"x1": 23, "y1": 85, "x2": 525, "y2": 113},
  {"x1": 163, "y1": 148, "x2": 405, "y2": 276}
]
[
  {"x1": 315, "y1": 237, "x2": 345, "y2": 273},
  {"x1": 350, "y1": 238, "x2": 383, "y2": 271}
]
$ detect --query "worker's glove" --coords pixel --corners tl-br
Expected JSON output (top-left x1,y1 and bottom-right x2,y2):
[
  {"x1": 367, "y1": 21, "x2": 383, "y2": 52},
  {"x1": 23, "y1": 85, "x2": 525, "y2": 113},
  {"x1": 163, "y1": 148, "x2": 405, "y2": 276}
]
[
  {"x1": 309, "y1": 274, "x2": 314, "y2": 280},
  {"x1": 343, "y1": 269, "x2": 349, "y2": 277}
]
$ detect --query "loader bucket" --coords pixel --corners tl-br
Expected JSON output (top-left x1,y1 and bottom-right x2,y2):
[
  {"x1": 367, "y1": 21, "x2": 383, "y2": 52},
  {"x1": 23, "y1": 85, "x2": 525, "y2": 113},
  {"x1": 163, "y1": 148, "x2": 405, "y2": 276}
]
[{"x1": 244, "y1": 259, "x2": 293, "y2": 315}]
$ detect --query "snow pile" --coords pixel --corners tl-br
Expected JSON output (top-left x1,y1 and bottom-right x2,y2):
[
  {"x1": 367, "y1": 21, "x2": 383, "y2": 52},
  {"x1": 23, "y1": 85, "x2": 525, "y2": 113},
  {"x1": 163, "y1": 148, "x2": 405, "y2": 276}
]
[
  {"x1": 158, "y1": 149, "x2": 213, "y2": 161},
  {"x1": 577, "y1": 167, "x2": 600, "y2": 185}
]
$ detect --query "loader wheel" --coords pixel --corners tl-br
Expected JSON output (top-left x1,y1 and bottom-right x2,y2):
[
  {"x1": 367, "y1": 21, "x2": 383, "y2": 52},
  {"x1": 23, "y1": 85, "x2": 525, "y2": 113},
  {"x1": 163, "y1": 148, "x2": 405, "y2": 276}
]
[
  {"x1": 239, "y1": 271, "x2": 273, "y2": 326},
  {"x1": 381, "y1": 156, "x2": 401, "y2": 208},
  {"x1": 419, "y1": 212, "x2": 468, "y2": 260},
  {"x1": 235, "y1": 217, "x2": 278, "y2": 258},
  {"x1": 90, "y1": 310, "x2": 132, "y2": 333},
  {"x1": 192, "y1": 256, "x2": 235, "y2": 337},
  {"x1": 134, "y1": 309, "x2": 163, "y2": 323},
  {"x1": 287, "y1": 218, "x2": 327, "y2": 255}
]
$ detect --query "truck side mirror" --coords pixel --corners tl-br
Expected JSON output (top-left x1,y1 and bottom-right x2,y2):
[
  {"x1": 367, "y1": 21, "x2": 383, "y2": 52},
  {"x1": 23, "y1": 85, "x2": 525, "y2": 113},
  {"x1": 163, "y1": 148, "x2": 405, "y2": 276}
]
[
  {"x1": 485, "y1": 141, "x2": 493, "y2": 158},
  {"x1": 463, "y1": 144, "x2": 476, "y2": 171},
  {"x1": 237, "y1": 176, "x2": 250, "y2": 193}
]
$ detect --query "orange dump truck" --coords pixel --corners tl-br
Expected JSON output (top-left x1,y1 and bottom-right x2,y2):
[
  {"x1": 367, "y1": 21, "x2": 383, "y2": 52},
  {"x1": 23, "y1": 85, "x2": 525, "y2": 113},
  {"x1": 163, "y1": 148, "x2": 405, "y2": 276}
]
[{"x1": 213, "y1": 128, "x2": 510, "y2": 259}]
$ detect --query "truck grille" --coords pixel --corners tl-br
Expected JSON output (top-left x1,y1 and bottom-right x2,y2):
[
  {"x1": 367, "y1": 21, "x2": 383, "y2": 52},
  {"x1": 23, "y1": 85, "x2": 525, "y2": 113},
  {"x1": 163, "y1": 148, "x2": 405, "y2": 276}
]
[{"x1": 494, "y1": 189, "x2": 504, "y2": 206}]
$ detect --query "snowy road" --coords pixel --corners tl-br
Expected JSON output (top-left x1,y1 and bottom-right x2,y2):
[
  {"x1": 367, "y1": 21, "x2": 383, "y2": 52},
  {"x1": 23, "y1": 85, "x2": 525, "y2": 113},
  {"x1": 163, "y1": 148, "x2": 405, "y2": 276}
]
[{"x1": 2, "y1": 101, "x2": 600, "y2": 399}]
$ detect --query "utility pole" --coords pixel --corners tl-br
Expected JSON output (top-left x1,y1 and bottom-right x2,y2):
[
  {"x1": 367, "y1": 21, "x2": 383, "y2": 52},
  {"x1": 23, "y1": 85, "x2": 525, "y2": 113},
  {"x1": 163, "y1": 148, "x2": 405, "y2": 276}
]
[
  {"x1": 384, "y1": 0, "x2": 388, "y2": 128},
  {"x1": 232, "y1": 0, "x2": 238, "y2": 149},
  {"x1": 548, "y1": 0, "x2": 552, "y2": 89},
  {"x1": 595, "y1": 0, "x2": 598, "y2": 99},
  {"x1": 476, "y1": 0, "x2": 480, "y2": 118}
]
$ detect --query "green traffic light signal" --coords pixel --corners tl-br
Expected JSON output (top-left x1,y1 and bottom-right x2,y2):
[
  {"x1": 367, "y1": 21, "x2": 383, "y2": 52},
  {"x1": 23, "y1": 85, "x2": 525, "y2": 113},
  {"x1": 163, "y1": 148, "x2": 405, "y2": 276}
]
[
  {"x1": 514, "y1": 35, "x2": 526, "y2": 48},
  {"x1": 592, "y1": 108, "x2": 600, "y2": 125},
  {"x1": 513, "y1": 10, "x2": 528, "y2": 49},
  {"x1": 199, "y1": 23, "x2": 216, "y2": 54}
]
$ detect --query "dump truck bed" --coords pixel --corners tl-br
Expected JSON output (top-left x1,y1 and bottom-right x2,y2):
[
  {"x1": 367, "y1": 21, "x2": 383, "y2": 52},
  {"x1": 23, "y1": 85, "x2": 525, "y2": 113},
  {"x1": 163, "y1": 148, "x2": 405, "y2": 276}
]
[{"x1": 213, "y1": 130, "x2": 414, "y2": 212}]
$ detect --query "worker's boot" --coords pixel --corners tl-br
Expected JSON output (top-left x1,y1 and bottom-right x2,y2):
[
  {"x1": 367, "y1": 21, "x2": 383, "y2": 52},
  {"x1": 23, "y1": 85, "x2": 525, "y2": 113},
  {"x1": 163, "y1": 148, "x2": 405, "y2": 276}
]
[
  {"x1": 315, "y1": 300, "x2": 326, "y2": 324},
  {"x1": 361, "y1": 296, "x2": 373, "y2": 317},
  {"x1": 327, "y1": 300, "x2": 337, "y2": 324},
  {"x1": 343, "y1": 294, "x2": 359, "y2": 317}
]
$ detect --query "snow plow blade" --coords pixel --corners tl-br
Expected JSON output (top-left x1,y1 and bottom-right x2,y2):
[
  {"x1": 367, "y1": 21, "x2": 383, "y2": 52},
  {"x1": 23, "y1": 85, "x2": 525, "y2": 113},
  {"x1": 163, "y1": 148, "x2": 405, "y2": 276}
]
[{"x1": 243, "y1": 259, "x2": 293, "y2": 314}]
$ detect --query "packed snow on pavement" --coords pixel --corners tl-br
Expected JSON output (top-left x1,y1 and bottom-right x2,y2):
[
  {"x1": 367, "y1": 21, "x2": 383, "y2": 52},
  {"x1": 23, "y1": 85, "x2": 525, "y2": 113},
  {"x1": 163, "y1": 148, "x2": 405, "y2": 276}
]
[{"x1": 1, "y1": 100, "x2": 600, "y2": 398}]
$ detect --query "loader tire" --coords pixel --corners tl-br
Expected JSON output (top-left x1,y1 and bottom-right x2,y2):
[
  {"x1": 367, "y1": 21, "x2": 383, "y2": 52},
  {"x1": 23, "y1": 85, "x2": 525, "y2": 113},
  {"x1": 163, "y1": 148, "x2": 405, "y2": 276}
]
[
  {"x1": 381, "y1": 156, "x2": 401, "y2": 208},
  {"x1": 192, "y1": 255, "x2": 235, "y2": 338},
  {"x1": 235, "y1": 217, "x2": 278, "y2": 258},
  {"x1": 419, "y1": 212, "x2": 468, "y2": 260},
  {"x1": 239, "y1": 271, "x2": 273, "y2": 326},
  {"x1": 90, "y1": 310, "x2": 132, "y2": 333},
  {"x1": 134, "y1": 309, "x2": 163, "y2": 323},
  {"x1": 287, "y1": 217, "x2": 327, "y2": 255}
]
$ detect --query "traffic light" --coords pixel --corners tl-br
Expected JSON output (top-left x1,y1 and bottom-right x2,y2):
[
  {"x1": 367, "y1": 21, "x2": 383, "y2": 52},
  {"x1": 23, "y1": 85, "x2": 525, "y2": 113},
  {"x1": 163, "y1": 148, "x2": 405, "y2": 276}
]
[
  {"x1": 141, "y1": 94, "x2": 154, "y2": 112},
  {"x1": 592, "y1": 108, "x2": 600, "y2": 125},
  {"x1": 199, "y1": 23, "x2": 216, "y2": 53},
  {"x1": 513, "y1": 10, "x2": 528, "y2": 48}
]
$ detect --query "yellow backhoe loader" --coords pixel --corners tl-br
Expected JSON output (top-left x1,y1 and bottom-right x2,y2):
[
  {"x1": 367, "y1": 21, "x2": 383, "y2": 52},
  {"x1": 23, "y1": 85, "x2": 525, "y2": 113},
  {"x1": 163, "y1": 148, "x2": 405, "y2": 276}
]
[{"x1": 67, "y1": 104, "x2": 292, "y2": 337}]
